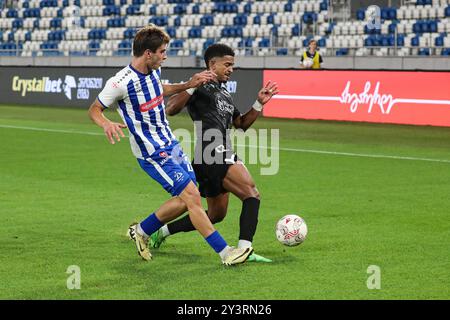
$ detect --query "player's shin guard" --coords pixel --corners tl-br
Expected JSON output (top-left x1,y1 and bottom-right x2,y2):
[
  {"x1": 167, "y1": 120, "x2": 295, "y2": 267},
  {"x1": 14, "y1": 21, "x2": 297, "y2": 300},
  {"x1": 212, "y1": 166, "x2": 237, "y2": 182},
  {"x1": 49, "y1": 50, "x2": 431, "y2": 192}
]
[
  {"x1": 239, "y1": 197, "x2": 260, "y2": 242},
  {"x1": 167, "y1": 210, "x2": 209, "y2": 235}
]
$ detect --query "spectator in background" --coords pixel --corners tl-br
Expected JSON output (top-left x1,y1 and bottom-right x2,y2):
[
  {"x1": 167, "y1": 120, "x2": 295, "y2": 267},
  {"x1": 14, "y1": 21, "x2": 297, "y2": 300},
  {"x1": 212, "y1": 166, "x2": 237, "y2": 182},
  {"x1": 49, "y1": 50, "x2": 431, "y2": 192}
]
[{"x1": 300, "y1": 39, "x2": 323, "y2": 69}]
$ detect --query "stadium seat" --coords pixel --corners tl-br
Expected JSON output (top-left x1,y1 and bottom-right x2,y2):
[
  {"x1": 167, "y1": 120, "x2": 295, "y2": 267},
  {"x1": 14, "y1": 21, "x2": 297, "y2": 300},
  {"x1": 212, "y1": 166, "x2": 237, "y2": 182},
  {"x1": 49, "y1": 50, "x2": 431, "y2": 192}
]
[{"x1": 0, "y1": 0, "x2": 446, "y2": 58}]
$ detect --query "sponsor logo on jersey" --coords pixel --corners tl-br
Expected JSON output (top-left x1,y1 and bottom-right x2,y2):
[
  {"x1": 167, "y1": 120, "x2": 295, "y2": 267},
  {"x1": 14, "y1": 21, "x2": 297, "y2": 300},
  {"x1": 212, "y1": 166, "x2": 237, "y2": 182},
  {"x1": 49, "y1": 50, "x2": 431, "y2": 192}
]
[{"x1": 140, "y1": 94, "x2": 164, "y2": 112}]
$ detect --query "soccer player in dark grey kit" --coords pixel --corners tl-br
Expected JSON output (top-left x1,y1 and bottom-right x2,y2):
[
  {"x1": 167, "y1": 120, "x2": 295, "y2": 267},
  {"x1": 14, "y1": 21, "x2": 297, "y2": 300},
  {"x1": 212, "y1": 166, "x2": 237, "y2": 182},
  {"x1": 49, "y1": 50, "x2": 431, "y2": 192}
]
[{"x1": 148, "y1": 43, "x2": 278, "y2": 262}]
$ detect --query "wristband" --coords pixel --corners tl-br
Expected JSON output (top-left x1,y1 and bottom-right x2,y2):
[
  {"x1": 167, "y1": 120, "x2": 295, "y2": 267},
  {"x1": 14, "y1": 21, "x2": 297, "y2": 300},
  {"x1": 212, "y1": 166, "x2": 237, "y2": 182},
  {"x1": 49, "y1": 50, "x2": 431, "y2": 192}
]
[
  {"x1": 252, "y1": 100, "x2": 263, "y2": 112},
  {"x1": 186, "y1": 87, "x2": 197, "y2": 95}
]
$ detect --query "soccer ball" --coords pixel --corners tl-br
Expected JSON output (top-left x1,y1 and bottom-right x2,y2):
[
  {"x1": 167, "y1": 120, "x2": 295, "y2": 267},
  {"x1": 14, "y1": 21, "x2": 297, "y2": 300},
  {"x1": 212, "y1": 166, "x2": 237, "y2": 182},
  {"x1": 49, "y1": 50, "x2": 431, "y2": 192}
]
[
  {"x1": 303, "y1": 58, "x2": 313, "y2": 68},
  {"x1": 275, "y1": 215, "x2": 308, "y2": 246}
]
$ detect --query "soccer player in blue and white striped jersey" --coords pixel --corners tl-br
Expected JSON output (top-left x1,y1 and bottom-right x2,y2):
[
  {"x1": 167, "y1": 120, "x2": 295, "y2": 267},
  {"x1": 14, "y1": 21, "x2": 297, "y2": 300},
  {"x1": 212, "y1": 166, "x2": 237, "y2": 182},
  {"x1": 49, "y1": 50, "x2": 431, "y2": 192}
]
[{"x1": 88, "y1": 25, "x2": 253, "y2": 265}]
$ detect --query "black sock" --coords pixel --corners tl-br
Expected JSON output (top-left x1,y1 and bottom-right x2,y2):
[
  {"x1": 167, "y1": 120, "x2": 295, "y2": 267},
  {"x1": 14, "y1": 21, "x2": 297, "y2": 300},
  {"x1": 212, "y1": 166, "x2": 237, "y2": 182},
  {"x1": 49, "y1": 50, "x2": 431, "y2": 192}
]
[
  {"x1": 239, "y1": 197, "x2": 260, "y2": 242},
  {"x1": 167, "y1": 210, "x2": 209, "y2": 235}
]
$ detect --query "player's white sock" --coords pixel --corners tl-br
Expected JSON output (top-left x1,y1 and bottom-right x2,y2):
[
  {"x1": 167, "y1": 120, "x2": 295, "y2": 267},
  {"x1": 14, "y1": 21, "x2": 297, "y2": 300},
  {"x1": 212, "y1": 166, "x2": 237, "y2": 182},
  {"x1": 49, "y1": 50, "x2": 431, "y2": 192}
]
[
  {"x1": 137, "y1": 223, "x2": 149, "y2": 239},
  {"x1": 219, "y1": 246, "x2": 232, "y2": 260},
  {"x1": 238, "y1": 240, "x2": 252, "y2": 249},
  {"x1": 161, "y1": 225, "x2": 170, "y2": 238}
]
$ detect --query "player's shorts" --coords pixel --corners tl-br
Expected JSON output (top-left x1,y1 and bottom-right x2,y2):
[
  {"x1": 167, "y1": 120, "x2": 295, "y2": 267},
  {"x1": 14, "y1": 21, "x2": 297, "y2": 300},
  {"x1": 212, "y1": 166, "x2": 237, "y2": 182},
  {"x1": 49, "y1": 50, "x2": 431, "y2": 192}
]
[
  {"x1": 138, "y1": 143, "x2": 196, "y2": 197},
  {"x1": 192, "y1": 151, "x2": 239, "y2": 198}
]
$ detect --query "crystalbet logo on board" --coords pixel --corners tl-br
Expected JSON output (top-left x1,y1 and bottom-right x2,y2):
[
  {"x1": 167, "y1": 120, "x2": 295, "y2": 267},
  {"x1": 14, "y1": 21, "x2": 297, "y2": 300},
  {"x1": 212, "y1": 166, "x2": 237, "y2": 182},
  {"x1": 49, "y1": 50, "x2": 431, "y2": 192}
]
[{"x1": 11, "y1": 75, "x2": 103, "y2": 100}]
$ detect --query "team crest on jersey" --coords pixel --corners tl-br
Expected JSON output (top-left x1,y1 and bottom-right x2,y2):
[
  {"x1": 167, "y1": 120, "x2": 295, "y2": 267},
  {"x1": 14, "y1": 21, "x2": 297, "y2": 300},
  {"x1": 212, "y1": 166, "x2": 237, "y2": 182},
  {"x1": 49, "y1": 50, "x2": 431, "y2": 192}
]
[
  {"x1": 140, "y1": 94, "x2": 164, "y2": 112},
  {"x1": 215, "y1": 95, "x2": 234, "y2": 115},
  {"x1": 159, "y1": 151, "x2": 168, "y2": 158}
]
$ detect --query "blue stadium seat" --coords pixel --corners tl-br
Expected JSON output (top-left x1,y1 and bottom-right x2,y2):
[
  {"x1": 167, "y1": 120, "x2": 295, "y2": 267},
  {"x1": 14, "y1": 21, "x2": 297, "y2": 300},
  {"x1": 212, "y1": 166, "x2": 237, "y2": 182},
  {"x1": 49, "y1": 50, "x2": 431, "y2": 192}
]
[
  {"x1": 118, "y1": 40, "x2": 132, "y2": 49},
  {"x1": 7, "y1": 9, "x2": 18, "y2": 18},
  {"x1": 388, "y1": 22, "x2": 397, "y2": 34},
  {"x1": 48, "y1": 30, "x2": 65, "y2": 41},
  {"x1": 435, "y1": 36, "x2": 444, "y2": 47},
  {"x1": 364, "y1": 37, "x2": 374, "y2": 47},
  {"x1": 12, "y1": 19, "x2": 23, "y2": 30},
  {"x1": 126, "y1": 5, "x2": 140, "y2": 16},
  {"x1": 303, "y1": 37, "x2": 313, "y2": 47},
  {"x1": 336, "y1": 48, "x2": 349, "y2": 56},
  {"x1": 89, "y1": 41, "x2": 101, "y2": 50},
  {"x1": 192, "y1": 4, "x2": 200, "y2": 14},
  {"x1": 166, "y1": 27, "x2": 176, "y2": 38},
  {"x1": 302, "y1": 12, "x2": 317, "y2": 24},
  {"x1": 388, "y1": 8, "x2": 397, "y2": 20},
  {"x1": 277, "y1": 48, "x2": 288, "y2": 55},
  {"x1": 411, "y1": 35, "x2": 420, "y2": 47},
  {"x1": 233, "y1": 14, "x2": 247, "y2": 26},
  {"x1": 103, "y1": 6, "x2": 120, "y2": 16},
  {"x1": 292, "y1": 25, "x2": 301, "y2": 36},
  {"x1": 124, "y1": 28, "x2": 137, "y2": 39},
  {"x1": 200, "y1": 15, "x2": 214, "y2": 26},
  {"x1": 259, "y1": 38, "x2": 270, "y2": 48},
  {"x1": 203, "y1": 38, "x2": 215, "y2": 50},
  {"x1": 174, "y1": 5, "x2": 187, "y2": 15},
  {"x1": 189, "y1": 27, "x2": 202, "y2": 38},
  {"x1": 284, "y1": 3, "x2": 293, "y2": 12},
  {"x1": 50, "y1": 18, "x2": 62, "y2": 29},
  {"x1": 357, "y1": 8, "x2": 365, "y2": 21},
  {"x1": 418, "y1": 48, "x2": 430, "y2": 56},
  {"x1": 243, "y1": 3, "x2": 252, "y2": 14}
]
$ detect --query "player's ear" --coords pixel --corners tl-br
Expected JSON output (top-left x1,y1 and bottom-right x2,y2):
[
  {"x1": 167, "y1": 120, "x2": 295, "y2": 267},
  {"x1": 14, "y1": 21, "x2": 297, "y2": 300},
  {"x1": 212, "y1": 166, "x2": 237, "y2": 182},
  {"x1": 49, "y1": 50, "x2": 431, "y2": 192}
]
[{"x1": 208, "y1": 58, "x2": 215, "y2": 70}]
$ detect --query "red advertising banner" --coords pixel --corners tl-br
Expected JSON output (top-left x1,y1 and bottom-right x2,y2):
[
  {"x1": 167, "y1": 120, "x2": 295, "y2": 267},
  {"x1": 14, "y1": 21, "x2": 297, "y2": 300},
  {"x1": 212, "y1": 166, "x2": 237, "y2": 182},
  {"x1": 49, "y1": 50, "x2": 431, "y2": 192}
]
[{"x1": 263, "y1": 70, "x2": 450, "y2": 127}]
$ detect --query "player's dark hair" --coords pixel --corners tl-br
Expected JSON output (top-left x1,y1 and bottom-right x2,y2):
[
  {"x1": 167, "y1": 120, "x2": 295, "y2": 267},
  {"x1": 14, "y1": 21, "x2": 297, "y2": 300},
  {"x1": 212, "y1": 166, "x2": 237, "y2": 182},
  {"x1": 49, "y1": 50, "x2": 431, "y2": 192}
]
[
  {"x1": 204, "y1": 43, "x2": 235, "y2": 68},
  {"x1": 133, "y1": 24, "x2": 170, "y2": 57}
]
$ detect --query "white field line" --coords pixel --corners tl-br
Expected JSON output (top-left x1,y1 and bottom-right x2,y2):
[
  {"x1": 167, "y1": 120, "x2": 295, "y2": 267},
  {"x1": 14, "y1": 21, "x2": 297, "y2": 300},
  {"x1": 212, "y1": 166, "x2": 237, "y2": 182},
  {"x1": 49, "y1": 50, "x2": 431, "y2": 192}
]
[{"x1": 1, "y1": 124, "x2": 449, "y2": 164}]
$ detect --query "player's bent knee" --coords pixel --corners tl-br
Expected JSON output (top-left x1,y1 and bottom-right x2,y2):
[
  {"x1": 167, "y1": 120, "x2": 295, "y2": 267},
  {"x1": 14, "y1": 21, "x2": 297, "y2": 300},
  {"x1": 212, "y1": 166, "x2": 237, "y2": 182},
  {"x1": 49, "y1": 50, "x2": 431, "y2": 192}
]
[
  {"x1": 242, "y1": 185, "x2": 260, "y2": 200},
  {"x1": 209, "y1": 210, "x2": 227, "y2": 224},
  {"x1": 180, "y1": 183, "x2": 202, "y2": 206},
  {"x1": 211, "y1": 215, "x2": 225, "y2": 224}
]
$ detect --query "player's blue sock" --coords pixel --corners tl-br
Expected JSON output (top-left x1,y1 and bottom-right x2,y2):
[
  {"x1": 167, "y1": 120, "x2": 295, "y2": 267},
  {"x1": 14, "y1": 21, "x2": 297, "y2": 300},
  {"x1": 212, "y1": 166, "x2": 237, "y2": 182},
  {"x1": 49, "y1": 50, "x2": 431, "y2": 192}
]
[
  {"x1": 205, "y1": 230, "x2": 227, "y2": 253},
  {"x1": 139, "y1": 213, "x2": 163, "y2": 237}
]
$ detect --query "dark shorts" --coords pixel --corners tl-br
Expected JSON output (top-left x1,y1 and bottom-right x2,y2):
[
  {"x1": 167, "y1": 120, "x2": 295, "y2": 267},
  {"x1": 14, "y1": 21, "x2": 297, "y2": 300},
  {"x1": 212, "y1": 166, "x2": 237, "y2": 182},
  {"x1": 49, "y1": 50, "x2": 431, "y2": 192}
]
[{"x1": 192, "y1": 153, "x2": 239, "y2": 198}]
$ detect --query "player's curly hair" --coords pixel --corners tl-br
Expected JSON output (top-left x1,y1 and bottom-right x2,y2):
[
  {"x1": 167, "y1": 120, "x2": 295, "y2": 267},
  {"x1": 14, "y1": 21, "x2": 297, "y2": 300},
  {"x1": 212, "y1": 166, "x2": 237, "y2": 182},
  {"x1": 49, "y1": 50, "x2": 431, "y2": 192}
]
[
  {"x1": 204, "y1": 43, "x2": 235, "y2": 68},
  {"x1": 133, "y1": 24, "x2": 170, "y2": 57}
]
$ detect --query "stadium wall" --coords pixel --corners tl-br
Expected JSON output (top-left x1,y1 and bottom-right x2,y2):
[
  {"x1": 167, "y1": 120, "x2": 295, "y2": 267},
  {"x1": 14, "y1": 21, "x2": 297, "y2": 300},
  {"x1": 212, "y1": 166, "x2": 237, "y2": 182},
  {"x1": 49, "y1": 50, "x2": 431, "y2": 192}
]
[
  {"x1": 263, "y1": 69, "x2": 450, "y2": 127},
  {"x1": 1, "y1": 65, "x2": 449, "y2": 127},
  {"x1": 1, "y1": 56, "x2": 450, "y2": 70},
  {"x1": 0, "y1": 66, "x2": 262, "y2": 113}
]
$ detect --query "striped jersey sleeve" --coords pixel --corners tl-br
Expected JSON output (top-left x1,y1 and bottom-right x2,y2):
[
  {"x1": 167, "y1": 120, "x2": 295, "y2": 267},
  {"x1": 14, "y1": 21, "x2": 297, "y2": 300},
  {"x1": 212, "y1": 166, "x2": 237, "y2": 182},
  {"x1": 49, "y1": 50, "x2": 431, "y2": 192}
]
[{"x1": 97, "y1": 77, "x2": 126, "y2": 109}]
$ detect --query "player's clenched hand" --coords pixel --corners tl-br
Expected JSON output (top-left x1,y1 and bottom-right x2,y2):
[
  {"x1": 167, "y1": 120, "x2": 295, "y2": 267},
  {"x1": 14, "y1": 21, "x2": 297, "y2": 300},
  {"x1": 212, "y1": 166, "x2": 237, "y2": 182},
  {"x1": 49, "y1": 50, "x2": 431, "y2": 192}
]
[
  {"x1": 257, "y1": 81, "x2": 279, "y2": 105},
  {"x1": 188, "y1": 70, "x2": 217, "y2": 88},
  {"x1": 103, "y1": 121, "x2": 127, "y2": 144}
]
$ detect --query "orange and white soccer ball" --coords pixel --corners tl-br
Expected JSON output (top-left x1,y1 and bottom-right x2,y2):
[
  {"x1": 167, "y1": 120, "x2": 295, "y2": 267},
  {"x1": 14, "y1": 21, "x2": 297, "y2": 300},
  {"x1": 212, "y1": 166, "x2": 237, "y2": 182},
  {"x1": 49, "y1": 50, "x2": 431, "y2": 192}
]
[{"x1": 276, "y1": 215, "x2": 308, "y2": 246}]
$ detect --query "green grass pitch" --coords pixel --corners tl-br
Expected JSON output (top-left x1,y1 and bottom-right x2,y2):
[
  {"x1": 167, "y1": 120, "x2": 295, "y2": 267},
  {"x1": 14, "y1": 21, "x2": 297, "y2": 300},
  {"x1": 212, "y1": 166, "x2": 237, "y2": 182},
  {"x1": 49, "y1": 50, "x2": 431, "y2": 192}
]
[{"x1": 0, "y1": 104, "x2": 449, "y2": 299}]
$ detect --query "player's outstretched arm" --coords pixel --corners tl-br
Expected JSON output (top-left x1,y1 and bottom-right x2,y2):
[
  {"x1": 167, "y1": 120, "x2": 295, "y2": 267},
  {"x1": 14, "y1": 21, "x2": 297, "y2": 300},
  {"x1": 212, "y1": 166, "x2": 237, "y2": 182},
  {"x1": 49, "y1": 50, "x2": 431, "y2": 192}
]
[
  {"x1": 88, "y1": 99, "x2": 127, "y2": 145},
  {"x1": 162, "y1": 70, "x2": 216, "y2": 97},
  {"x1": 234, "y1": 81, "x2": 279, "y2": 131},
  {"x1": 166, "y1": 92, "x2": 191, "y2": 116}
]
